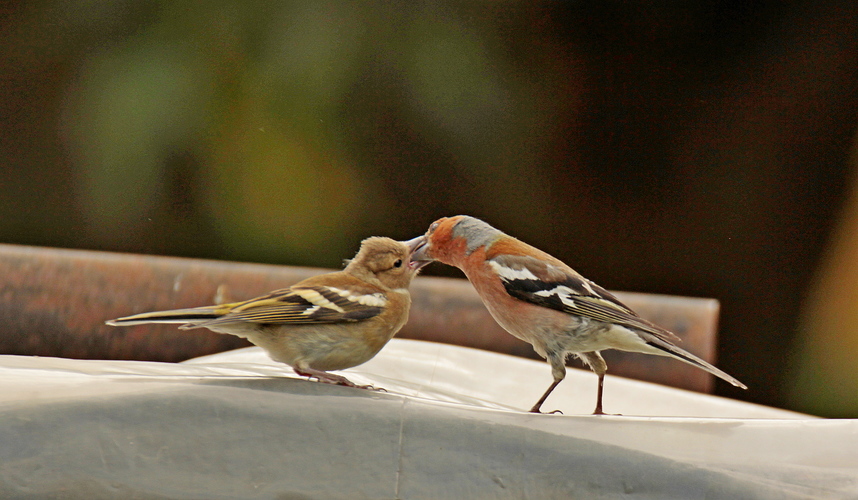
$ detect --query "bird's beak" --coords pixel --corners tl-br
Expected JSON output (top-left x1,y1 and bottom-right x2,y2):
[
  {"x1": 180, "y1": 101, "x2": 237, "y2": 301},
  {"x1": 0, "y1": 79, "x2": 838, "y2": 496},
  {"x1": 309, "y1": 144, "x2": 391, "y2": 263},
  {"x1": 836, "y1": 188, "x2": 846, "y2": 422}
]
[{"x1": 402, "y1": 235, "x2": 432, "y2": 270}]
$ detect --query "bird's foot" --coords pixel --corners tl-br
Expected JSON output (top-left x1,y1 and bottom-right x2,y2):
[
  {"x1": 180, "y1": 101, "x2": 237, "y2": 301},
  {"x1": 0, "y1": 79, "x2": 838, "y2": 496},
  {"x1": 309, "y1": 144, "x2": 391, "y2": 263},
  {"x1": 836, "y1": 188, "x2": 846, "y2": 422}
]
[
  {"x1": 295, "y1": 368, "x2": 385, "y2": 391},
  {"x1": 355, "y1": 384, "x2": 387, "y2": 392},
  {"x1": 592, "y1": 408, "x2": 622, "y2": 416},
  {"x1": 529, "y1": 406, "x2": 563, "y2": 415}
]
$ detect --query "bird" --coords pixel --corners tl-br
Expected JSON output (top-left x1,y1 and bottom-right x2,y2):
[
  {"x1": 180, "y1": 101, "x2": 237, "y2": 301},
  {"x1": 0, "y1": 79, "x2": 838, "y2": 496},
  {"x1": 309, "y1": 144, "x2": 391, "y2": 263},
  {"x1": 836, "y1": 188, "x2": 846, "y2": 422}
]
[
  {"x1": 408, "y1": 215, "x2": 747, "y2": 414},
  {"x1": 107, "y1": 236, "x2": 429, "y2": 389}
]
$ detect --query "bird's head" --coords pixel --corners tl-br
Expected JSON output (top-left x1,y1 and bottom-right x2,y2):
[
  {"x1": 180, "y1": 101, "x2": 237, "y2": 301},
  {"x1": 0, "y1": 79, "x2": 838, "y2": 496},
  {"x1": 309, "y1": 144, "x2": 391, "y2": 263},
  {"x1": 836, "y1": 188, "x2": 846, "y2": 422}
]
[
  {"x1": 408, "y1": 215, "x2": 502, "y2": 267},
  {"x1": 346, "y1": 236, "x2": 430, "y2": 289}
]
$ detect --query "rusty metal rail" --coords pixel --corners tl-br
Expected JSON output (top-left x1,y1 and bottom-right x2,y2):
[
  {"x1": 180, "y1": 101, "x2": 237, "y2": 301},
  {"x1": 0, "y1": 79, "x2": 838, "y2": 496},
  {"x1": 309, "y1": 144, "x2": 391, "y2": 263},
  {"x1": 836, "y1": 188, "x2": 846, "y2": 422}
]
[{"x1": 0, "y1": 243, "x2": 720, "y2": 393}]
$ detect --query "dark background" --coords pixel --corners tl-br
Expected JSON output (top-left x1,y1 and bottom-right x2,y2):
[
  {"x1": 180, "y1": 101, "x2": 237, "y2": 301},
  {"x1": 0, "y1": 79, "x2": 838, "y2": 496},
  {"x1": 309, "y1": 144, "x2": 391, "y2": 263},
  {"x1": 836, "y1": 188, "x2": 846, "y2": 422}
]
[{"x1": 2, "y1": 2, "x2": 857, "y2": 417}]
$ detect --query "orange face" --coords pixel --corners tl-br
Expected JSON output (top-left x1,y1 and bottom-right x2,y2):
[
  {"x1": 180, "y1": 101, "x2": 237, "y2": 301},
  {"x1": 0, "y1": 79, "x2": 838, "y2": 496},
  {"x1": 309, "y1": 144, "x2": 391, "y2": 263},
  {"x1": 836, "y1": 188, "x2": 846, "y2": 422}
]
[{"x1": 413, "y1": 215, "x2": 495, "y2": 269}]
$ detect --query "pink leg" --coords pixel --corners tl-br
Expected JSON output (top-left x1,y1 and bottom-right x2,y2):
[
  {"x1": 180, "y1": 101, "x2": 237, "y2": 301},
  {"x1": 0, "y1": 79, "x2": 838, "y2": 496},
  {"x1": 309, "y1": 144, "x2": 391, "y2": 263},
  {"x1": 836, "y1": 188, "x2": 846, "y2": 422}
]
[
  {"x1": 529, "y1": 379, "x2": 563, "y2": 414},
  {"x1": 530, "y1": 352, "x2": 566, "y2": 414},
  {"x1": 593, "y1": 373, "x2": 606, "y2": 415},
  {"x1": 294, "y1": 367, "x2": 385, "y2": 391}
]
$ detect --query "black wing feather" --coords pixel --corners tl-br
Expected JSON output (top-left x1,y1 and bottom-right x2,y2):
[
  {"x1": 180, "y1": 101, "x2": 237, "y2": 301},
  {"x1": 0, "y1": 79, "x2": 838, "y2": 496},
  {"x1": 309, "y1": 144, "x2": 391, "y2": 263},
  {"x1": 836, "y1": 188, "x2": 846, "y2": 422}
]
[
  {"x1": 195, "y1": 286, "x2": 385, "y2": 327},
  {"x1": 491, "y1": 255, "x2": 681, "y2": 343}
]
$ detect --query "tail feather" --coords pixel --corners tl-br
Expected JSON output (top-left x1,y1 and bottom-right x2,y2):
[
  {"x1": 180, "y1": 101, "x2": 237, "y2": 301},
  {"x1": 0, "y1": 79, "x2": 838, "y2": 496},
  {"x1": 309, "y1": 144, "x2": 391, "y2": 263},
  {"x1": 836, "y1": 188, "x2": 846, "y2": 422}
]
[
  {"x1": 105, "y1": 307, "x2": 221, "y2": 327},
  {"x1": 646, "y1": 338, "x2": 748, "y2": 390}
]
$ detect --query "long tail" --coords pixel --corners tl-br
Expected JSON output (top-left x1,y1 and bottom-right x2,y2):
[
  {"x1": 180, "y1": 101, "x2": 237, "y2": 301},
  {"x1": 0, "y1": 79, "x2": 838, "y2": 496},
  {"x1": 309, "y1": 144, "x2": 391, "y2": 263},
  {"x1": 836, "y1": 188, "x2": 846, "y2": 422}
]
[
  {"x1": 105, "y1": 306, "x2": 224, "y2": 328},
  {"x1": 645, "y1": 335, "x2": 748, "y2": 389}
]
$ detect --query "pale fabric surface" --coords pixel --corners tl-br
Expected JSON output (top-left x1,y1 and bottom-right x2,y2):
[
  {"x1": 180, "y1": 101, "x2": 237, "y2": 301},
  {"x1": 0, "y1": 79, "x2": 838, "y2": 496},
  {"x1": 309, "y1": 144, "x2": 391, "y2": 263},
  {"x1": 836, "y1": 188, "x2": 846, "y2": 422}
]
[{"x1": 0, "y1": 339, "x2": 854, "y2": 499}]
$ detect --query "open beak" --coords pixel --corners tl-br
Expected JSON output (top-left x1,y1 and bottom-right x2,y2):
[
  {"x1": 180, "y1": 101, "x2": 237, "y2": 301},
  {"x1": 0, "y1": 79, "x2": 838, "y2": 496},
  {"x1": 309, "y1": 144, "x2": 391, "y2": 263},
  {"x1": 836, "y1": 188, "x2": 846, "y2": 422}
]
[{"x1": 402, "y1": 235, "x2": 432, "y2": 271}]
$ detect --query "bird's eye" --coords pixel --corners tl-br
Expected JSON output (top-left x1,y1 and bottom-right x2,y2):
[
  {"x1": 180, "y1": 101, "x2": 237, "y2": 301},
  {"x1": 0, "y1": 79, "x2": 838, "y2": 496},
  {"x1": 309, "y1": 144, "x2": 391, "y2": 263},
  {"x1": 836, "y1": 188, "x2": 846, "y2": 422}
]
[
  {"x1": 430, "y1": 222, "x2": 439, "y2": 232},
  {"x1": 393, "y1": 259, "x2": 403, "y2": 268}
]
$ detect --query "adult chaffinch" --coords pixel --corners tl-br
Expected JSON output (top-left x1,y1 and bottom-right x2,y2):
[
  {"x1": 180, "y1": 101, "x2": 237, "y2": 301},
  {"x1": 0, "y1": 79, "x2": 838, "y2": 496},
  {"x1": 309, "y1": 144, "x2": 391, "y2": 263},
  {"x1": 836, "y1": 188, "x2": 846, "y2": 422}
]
[
  {"x1": 107, "y1": 236, "x2": 429, "y2": 388},
  {"x1": 409, "y1": 215, "x2": 747, "y2": 414}
]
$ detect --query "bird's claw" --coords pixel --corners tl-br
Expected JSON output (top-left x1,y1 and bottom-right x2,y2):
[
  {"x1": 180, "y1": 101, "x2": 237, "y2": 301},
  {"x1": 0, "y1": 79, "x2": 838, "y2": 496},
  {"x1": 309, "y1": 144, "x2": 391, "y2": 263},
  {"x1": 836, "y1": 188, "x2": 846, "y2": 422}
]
[
  {"x1": 529, "y1": 408, "x2": 563, "y2": 415},
  {"x1": 354, "y1": 384, "x2": 387, "y2": 392},
  {"x1": 295, "y1": 369, "x2": 386, "y2": 392}
]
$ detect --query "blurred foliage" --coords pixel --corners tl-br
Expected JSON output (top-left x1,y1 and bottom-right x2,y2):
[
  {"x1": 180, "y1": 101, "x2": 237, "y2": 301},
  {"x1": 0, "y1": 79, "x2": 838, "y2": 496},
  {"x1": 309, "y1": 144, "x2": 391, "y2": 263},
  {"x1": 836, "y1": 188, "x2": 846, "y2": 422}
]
[
  {"x1": 789, "y1": 139, "x2": 858, "y2": 418},
  {"x1": 2, "y1": 1, "x2": 858, "y2": 416}
]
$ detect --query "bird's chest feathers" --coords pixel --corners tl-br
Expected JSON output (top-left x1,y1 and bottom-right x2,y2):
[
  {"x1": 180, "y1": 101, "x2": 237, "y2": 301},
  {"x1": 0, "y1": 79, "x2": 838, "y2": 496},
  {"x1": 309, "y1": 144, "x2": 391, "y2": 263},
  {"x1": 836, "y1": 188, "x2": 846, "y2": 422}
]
[{"x1": 463, "y1": 254, "x2": 591, "y2": 351}]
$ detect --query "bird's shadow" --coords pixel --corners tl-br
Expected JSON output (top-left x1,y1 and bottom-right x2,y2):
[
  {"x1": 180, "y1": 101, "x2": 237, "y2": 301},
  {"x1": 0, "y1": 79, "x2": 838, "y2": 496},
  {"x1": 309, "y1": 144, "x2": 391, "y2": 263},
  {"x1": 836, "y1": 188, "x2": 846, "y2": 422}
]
[{"x1": 178, "y1": 373, "x2": 399, "y2": 402}]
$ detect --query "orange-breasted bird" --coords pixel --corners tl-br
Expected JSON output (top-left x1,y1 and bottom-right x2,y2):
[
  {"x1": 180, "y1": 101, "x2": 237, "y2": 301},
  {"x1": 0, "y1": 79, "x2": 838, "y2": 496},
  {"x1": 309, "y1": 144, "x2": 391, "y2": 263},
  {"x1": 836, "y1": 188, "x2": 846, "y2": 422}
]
[
  {"x1": 107, "y1": 236, "x2": 429, "y2": 388},
  {"x1": 409, "y1": 215, "x2": 746, "y2": 414}
]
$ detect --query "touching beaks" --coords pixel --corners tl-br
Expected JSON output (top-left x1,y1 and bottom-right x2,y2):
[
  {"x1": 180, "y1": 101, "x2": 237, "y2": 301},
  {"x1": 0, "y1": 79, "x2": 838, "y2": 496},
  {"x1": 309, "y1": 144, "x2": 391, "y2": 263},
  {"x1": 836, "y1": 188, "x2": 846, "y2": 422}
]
[{"x1": 401, "y1": 235, "x2": 432, "y2": 270}]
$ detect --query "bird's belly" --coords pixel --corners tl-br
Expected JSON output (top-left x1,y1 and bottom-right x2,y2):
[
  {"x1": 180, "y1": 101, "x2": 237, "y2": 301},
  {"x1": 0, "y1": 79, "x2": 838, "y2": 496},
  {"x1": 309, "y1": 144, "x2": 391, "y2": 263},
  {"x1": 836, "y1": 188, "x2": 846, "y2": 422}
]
[
  {"x1": 558, "y1": 322, "x2": 657, "y2": 354},
  {"x1": 480, "y1": 303, "x2": 587, "y2": 356},
  {"x1": 245, "y1": 323, "x2": 389, "y2": 372},
  {"x1": 485, "y1": 303, "x2": 655, "y2": 357}
]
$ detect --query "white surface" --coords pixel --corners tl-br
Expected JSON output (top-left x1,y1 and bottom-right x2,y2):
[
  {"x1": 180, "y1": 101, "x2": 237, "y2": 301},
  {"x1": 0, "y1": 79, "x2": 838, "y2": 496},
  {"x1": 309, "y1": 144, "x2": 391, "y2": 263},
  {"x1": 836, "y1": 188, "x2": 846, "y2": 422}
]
[
  {"x1": 188, "y1": 338, "x2": 808, "y2": 419},
  {"x1": 0, "y1": 338, "x2": 855, "y2": 499}
]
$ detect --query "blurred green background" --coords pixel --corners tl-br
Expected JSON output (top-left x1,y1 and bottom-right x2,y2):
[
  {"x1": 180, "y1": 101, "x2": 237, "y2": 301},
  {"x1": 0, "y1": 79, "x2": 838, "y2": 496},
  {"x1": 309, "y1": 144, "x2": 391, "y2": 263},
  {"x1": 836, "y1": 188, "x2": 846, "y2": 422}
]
[{"x1": 2, "y1": 2, "x2": 858, "y2": 417}]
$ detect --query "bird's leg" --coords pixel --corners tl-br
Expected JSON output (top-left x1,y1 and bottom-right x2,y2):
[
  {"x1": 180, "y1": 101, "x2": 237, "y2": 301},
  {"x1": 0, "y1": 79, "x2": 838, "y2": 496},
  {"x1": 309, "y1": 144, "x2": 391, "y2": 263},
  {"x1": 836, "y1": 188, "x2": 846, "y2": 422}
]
[
  {"x1": 594, "y1": 373, "x2": 606, "y2": 415},
  {"x1": 294, "y1": 367, "x2": 384, "y2": 391},
  {"x1": 529, "y1": 353, "x2": 566, "y2": 414},
  {"x1": 580, "y1": 351, "x2": 617, "y2": 415},
  {"x1": 530, "y1": 379, "x2": 563, "y2": 414}
]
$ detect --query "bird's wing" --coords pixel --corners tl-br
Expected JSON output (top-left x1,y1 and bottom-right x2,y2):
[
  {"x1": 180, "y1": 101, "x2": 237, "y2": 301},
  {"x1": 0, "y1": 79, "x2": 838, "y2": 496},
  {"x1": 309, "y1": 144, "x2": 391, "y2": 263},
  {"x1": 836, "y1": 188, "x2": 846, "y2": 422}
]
[
  {"x1": 489, "y1": 254, "x2": 681, "y2": 344},
  {"x1": 489, "y1": 254, "x2": 748, "y2": 389},
  {"x1": 193, "y1": 284, "x2": 387, "y2": 328}
]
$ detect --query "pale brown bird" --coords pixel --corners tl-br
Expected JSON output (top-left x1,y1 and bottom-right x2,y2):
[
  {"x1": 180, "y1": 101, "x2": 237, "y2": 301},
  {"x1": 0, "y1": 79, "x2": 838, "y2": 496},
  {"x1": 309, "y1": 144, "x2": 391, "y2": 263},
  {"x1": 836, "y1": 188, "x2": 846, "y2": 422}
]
[{"x1": 107, "y1": 236, "x2": 428, "y2": 388}]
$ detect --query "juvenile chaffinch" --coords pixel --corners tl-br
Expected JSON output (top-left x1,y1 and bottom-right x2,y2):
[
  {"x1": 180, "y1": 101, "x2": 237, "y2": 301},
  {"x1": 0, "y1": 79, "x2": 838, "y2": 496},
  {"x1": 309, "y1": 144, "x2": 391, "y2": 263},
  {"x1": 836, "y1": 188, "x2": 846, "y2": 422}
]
[
  {"x1": 107, "y1": 237, "x2": 429, "y2": 388},
  {"x1": 409, "y1": 215, "x2": 747, "y2": 414}
]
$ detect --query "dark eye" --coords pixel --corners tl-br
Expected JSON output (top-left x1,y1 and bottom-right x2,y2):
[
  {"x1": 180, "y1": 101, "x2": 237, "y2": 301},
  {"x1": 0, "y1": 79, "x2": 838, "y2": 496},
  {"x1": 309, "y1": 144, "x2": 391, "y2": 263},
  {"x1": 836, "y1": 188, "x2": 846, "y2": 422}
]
[{"x1": 393, "y1": 259, "x2": 403, "y2": 268}]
